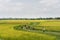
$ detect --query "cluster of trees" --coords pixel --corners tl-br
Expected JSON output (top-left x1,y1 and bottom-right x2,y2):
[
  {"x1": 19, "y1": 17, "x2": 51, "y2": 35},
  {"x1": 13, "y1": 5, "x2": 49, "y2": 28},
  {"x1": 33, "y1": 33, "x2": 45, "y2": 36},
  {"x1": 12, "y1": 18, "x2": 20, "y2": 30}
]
[{"x1": 0, "y1": 17, "x2": 60, "y2": 20}]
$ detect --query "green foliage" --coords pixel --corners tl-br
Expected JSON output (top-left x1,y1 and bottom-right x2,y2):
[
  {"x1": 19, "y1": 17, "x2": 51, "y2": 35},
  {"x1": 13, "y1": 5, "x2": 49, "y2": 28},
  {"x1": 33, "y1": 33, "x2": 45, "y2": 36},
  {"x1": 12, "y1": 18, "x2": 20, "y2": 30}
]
[
  {"x1": 29, "y1": 22, "x2": 40, "y2": 26},
  {"x1": 0, "y1": 20, "x2": 60, "y2": 40}
]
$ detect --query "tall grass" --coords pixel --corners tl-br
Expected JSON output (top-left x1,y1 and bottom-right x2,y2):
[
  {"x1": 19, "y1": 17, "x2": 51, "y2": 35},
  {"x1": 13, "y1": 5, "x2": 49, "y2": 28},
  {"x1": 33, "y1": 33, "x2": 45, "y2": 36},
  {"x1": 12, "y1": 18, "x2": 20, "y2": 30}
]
[{"x1": 0, "y1": 20, "x2": 60, "y2": 40}]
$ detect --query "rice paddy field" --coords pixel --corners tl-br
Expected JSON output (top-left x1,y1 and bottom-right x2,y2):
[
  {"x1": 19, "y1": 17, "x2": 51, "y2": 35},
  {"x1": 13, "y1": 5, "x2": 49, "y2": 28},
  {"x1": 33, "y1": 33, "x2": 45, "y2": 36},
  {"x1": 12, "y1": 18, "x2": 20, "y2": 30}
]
[{"x1": 0, "y1": 20, "x2": 60, "y2": 40}]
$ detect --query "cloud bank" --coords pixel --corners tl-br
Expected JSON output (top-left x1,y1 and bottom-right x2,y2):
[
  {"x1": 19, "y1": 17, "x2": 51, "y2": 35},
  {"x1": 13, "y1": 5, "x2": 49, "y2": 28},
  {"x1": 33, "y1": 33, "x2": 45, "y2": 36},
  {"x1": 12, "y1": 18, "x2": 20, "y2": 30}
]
[{"x1": 0, "y1": 0, "x2": 60, "y2": 18}]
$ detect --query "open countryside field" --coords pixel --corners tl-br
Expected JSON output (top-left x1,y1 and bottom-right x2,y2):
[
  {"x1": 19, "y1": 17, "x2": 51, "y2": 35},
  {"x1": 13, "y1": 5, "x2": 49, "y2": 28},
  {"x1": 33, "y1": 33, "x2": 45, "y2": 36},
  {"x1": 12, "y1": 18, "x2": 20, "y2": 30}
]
[{"x1": 0, "y1": 20, "x2": 60, "y2": 40}]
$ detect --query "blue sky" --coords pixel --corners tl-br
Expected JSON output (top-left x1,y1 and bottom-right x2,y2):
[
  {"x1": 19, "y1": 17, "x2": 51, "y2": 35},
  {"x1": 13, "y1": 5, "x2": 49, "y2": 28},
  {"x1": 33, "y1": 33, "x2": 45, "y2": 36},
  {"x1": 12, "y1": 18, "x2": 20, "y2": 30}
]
[{"x1": 0, "y1": 0, "x2": 60, "y2": 18}]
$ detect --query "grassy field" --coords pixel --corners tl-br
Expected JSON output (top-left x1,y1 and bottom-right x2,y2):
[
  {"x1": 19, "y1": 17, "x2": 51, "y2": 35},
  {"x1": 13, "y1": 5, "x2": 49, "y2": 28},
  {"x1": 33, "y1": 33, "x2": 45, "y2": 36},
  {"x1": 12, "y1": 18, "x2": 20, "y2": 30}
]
[{"x1": 0, "y1": 20, "x2": 60, "y2": 40}]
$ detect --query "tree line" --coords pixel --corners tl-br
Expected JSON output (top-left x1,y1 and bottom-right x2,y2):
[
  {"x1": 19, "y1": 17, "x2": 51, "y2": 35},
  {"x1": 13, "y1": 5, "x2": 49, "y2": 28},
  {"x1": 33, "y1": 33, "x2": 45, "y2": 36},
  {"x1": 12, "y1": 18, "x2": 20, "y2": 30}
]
[{"x1": 0, "y1": 17, "x2": 60, "y2": 20}]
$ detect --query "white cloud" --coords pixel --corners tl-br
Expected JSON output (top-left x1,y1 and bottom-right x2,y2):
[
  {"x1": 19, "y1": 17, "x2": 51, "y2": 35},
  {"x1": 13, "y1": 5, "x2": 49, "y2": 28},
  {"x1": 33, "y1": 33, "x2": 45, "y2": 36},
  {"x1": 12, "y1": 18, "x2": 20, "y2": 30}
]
[
  {"x1": 39, "y1": 0, "x2": 60, "y2": 12},
  {"x1": 0, "y1": 0, "x2": 24, "y2": 14},
  {"x1": 40, "y1": 0, "x2": 59, "y2": 6},
  {"x1": 0, "y1": 0, "x2": 60, "y2": 18}
]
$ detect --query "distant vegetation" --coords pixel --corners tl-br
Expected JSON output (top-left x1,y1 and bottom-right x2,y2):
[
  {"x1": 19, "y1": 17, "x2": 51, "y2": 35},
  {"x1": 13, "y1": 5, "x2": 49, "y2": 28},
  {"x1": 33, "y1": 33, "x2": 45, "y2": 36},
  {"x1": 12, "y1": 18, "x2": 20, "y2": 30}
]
[{"x1": 0, "y1": 17, "x2": 60, "y2": 20}]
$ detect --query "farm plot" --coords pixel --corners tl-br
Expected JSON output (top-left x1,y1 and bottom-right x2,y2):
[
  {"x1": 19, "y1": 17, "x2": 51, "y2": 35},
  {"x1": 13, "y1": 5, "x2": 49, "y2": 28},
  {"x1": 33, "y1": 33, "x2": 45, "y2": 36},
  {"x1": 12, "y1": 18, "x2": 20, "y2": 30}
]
[{"x1": 0, "y1": 20, "x2": 60, "y2": 40}]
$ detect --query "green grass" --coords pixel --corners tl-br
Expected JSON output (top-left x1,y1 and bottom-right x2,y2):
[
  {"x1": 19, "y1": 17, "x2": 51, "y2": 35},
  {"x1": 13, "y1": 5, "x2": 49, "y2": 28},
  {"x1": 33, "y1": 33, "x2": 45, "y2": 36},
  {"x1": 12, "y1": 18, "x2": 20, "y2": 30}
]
[{"x1": 0, "y1": 20, "x2": 60, "y2": 40}]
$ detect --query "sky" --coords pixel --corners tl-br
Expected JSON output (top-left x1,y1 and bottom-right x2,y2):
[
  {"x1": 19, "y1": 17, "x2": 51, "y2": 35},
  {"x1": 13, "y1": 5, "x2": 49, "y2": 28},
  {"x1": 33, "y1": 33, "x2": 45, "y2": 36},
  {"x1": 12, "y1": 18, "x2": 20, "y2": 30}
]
[{"x1": 0, "y1": 0, "x2": 60, "y2": 18}]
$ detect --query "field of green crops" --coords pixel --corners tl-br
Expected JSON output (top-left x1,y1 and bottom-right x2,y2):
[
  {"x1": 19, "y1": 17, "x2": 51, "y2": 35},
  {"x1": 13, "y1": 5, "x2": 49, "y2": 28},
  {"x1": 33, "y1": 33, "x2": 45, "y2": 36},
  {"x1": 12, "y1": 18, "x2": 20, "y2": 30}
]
[{"x1": 0, "y1": 20, "x2": 60, "y2": 40}]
